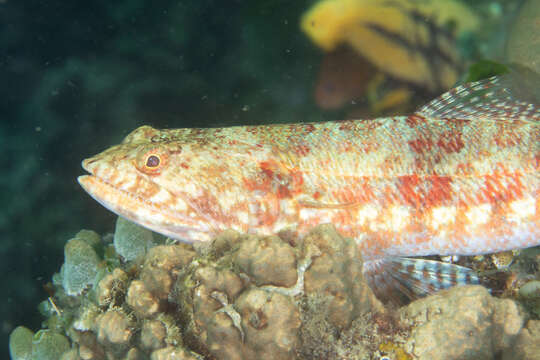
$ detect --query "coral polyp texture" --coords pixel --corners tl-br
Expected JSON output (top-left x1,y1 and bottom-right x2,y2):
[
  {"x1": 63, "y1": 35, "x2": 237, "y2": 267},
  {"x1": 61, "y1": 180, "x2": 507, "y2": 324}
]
[{"x1": 9, "y1": 221, "x2": 540, "y2": 360}]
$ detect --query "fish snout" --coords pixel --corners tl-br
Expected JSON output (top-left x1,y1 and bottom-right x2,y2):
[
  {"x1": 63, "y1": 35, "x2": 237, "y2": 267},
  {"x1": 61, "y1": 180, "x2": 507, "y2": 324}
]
[{"x1": 81, "y1": 156, "x2": 99, "y2": 174}]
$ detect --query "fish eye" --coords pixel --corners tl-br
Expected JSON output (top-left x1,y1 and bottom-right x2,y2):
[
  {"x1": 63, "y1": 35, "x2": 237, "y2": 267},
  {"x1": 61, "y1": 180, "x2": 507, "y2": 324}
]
[
  {"x1": 146, "y1": 155, "x2": 160, "y2": 168},
  {"x1": 134, "y1": 148, "x2": 168, "y2": 175}
]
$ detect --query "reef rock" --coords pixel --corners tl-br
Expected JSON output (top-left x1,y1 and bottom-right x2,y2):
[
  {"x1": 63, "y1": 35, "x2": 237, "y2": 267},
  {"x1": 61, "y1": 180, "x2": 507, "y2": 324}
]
[
  {"x1": 10, "y1": 221, "x2": 385, "y2": 360},
  {"x1": 179, "y1": 224, "x2": 383, "y2": 359},
  {"x1": 399, "y1": 285, "x2": 525, "y2": 360},
  {"x1": 503, "y1": 320, "x2": 540, "y2": 360},
  {"x1": 10, "y1": 219, "x2": 540, "y2": 360}
]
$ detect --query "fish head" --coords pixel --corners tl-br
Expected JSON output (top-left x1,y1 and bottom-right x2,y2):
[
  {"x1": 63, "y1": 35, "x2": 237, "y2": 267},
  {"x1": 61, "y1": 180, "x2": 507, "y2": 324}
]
[
  {"x1": 300, "y1": 0, "x2": 359, "y2": 51},
  {"x1": 79, "y1": 125, "x2": 240, "y2": 243}
]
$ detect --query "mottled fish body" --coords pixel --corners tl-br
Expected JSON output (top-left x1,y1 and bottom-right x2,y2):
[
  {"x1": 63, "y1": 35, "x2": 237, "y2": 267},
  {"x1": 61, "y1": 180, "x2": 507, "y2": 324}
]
[{"x1": 79, "y1": 72, "x2": 539, "y2": 301}]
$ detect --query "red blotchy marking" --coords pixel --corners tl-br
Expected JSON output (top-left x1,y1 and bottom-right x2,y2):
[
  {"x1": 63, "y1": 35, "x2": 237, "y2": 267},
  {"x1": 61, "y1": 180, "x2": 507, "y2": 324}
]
[
  {"x1": 331, "y1": 210, "x2": 353, "y2": 227},
  {"x1": 456, "y1": 162, "x2": 475, "y2": 175},
  {"x1": 180, "y1": 162, "x2": 189, "y2": 169},
  {"x1": 437, "y1": 131, "x2": 464, "y2": 154},
  {"x1": 397, "y1": 175, "x2": 423, "y2": 208},
  {"x1": 406, "y1": 114, "x2": 425, "y2": 127},
  {"x1": 259, "y1": 161, "x2": 275, "y2": 178},
  {"x1": 338, "y1": 140, "x2": 351, "y2": 153},
  {"x1": 426, "y1": 176, "x2": 453, "y2": 206},
  {"x1": 408, "y1": 137, "x2": 433, "y2": 155},
  {"x1": 243, "y1": 172, "x2": 272, "y2": 193},
  {"x1": 482, "y1": 174, "x2": 505, "y2": 203},
  {"x1": 278, "y1": 184, "x2": 291, "y2": 198},
  {"x1": 295, "y1": 144, "x2": 311, "y2": 156},
  {"x1": 494, "y1": 127, "x2": 521, "y2": 148},
  {"x1": 243, "y1": 178, "x2": 257, "y2": 192},
  {"x1": 302, "y1": 123, "x2": 316, "y2": 134},
  {"x1": 290, "y1": 170, "x2": 304, "y2": 193},
  {"x1": 487, "y1": 171, "x2": 524, "y2": 202},
  {"x1": 190, "y1": 128, "x2": 205, "y2": 136},
  {"x1": 359, "y1": 140, "x2": 379, "y2": 154},
  {"x1": 506, "y1": 173, "x2": 524, "y2": 200},
  {"x1": 362, "y1": 120, "x2": 384, "y2": 132},
  {"x1": 249, "y1": 160, "x2": 300, "y2": 199},
  {"x1": 189, "y1": 192, "x2": 229, "y2": 225},
  {"x1": 246, "y1": 127, "x2": 259, "y2": 134},
  {"x1": 458, "y1": 191, "x2": 480, "y2": 207},
  {"x1": 360, "y1": 181, "x2": 376, "y2": 203},
  {"x1": 338, "y1": 121, "x2": 355, "y2": 131},
  {"x1": 333, "y1": 187, "x2": 357, "y2": 203},
  {"x1": 250, "y1": 194, "x2": 280, "y2": 227},
  {"x1": 331, "y1": 180, "x2": 375, "y2": 204}
]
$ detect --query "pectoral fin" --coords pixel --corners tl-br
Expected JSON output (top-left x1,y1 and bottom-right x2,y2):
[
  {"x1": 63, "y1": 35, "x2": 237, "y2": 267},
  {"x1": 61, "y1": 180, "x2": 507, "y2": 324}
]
[{"x1": 364, "y1": 257, "x2": 480, "y2": 305}]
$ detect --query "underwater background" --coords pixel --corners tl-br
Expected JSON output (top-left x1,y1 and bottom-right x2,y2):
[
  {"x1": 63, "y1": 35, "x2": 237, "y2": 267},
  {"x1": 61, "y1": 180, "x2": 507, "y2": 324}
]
[{"x1": 2, "y1": 0, "x2": 538, "y2": 359}]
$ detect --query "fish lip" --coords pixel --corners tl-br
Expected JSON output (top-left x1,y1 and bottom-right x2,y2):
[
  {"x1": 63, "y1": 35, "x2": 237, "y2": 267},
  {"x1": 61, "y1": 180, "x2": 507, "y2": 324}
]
[
  {"x1": 81, "y1": 157, "x2": 98, "y2": 174},
  {"x1": 81, "y1": 159, "x2": 90, "y2": 172},
  {"x1": 76, "y1": 173, "x2": 169, "y2": 217},
  {"x1": 77, "y1": 174, "x2": 93, "y2": 188},
  {"x1": 77, "y1": 173, "x2": 212, "y2": 242}
]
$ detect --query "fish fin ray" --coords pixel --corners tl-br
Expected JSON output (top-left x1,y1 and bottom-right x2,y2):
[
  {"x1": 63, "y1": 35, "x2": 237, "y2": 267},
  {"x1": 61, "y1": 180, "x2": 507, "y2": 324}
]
[
  {"x1": 364, "y1": 257, "x2": 480, "y2": 306},
  {"x1": 415, "y1": 69, "x2": 540, "y2": 122}
]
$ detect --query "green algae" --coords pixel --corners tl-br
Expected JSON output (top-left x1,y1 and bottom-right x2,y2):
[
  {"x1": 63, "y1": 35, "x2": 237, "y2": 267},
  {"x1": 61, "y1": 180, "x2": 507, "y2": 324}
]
[
  {"x1": 464, "y1": 60, "x2": 509, "y2": 82},
  {"x1": 31, "y1": 330, "x2": 70, "y2": 360},
  {"x1": 61, "y1": 237, "x2": 101, "y2": 296},
  {"x1": 113, "y1": 216, "x2": 155, "y2": 261},
  {"x1": 9, "y1": 326, "x2": 33, "y2": 360}
]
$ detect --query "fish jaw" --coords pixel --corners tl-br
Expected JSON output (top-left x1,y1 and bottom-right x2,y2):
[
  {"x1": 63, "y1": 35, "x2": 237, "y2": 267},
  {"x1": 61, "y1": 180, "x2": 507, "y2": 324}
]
[{"x1": 79, "y1": 154, "x2": 214, "y2": 243}]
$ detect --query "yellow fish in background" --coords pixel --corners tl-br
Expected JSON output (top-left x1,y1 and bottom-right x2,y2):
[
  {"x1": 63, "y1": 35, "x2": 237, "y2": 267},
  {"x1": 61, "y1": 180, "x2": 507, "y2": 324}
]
[{"x1": 301, "y1": 0, "x2": 480, "y2": 92}]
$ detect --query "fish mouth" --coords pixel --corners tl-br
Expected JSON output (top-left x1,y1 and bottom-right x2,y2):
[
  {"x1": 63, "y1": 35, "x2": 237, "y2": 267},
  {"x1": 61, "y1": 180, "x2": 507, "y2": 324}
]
[{"x1": 78, "y1": 173, "x2": 214, "y2": 242}]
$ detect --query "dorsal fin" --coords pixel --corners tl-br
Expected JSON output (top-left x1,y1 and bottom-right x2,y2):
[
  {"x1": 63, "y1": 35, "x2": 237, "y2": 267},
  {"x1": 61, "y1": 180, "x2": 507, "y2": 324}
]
[{"x1": 415, "y1": 67, "x2": 540, "y2": 121}]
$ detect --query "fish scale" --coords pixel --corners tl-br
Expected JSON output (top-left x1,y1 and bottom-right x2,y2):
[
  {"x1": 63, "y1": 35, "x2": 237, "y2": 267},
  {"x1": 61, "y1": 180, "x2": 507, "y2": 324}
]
[{"x1": 79, "y1": 71, "x2": 539, "y2": 302}]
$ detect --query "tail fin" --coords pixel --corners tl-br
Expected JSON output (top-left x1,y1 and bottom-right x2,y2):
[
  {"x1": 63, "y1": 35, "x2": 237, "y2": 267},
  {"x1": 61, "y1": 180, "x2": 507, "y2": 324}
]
[{"x1": 364, "y1": 257, "x2": 480, "y2": 305}]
